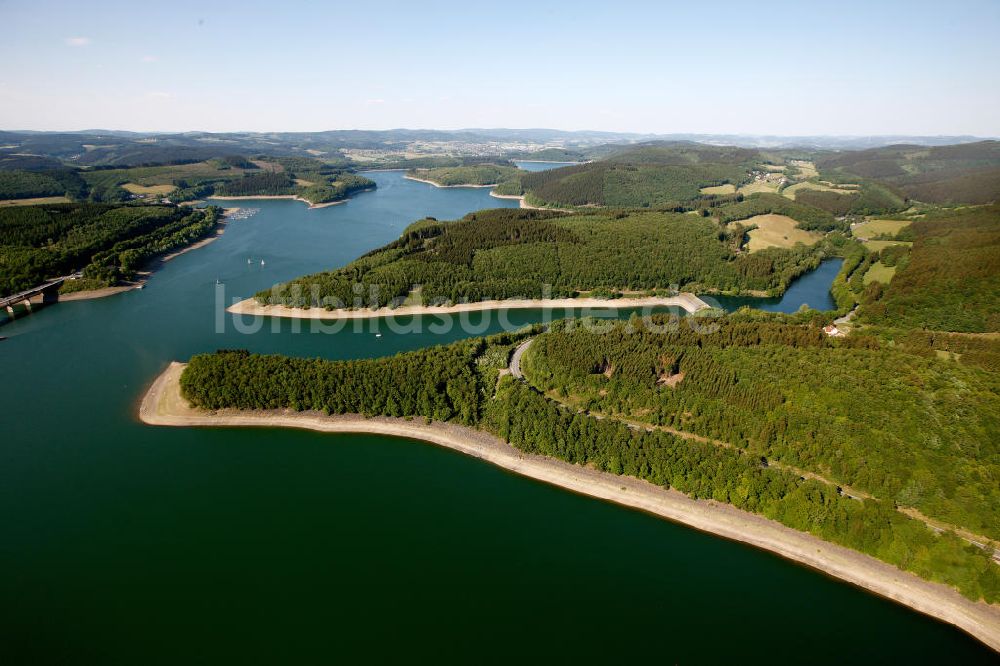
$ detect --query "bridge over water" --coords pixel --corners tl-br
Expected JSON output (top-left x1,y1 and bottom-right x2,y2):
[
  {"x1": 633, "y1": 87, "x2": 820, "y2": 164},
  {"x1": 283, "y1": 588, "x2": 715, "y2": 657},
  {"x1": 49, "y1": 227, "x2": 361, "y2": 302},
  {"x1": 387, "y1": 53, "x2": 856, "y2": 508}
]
[{"x1": 1, "y1": 274, "x2": 76, "y2": 318}]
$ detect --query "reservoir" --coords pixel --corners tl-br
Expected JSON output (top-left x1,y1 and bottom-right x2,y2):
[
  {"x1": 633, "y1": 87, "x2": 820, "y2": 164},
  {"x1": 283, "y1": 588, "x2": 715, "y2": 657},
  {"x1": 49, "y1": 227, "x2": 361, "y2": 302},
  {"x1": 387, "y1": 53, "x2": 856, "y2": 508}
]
[{"x1": 0, "y1": 171, "x2": 993, "y2": 663}]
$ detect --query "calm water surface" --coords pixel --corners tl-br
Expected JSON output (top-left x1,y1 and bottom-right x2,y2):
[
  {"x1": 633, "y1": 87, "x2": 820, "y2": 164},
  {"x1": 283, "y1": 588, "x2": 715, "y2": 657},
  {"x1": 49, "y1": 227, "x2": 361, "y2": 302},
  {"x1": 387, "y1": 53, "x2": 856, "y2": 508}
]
[{"x1": 0, "y1": 172, "x2": 993, "y2": 663}]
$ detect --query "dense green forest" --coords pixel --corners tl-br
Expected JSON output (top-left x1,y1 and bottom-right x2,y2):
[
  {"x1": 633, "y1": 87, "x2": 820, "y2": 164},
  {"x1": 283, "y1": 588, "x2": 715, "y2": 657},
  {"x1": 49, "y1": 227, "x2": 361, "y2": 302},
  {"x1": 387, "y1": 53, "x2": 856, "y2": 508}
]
[
  {"x1": 859, "y1": 204, "x2": 1000, "y2": 332},
  {"x1": 0, "y1": 169, "x2": 88, "y2": 200},
  {"x1": 519, "y1": 144, "x2": 757, "y2": 208},
  {"x1": 520, "y1": 318, "x2": 1000, "y2": 540},
  {"x1": 0, "y1": 203, "x2": 219, "y2": 293},
  {"x1": 257, "y1": 206, "x2": 834, "y2": 309},
  {"x1": 407, "y1": 164, "x2": 520, "y2": 187},
  {"x1": 178, "y1": 327, "x2": 1000, "y2": 603}
]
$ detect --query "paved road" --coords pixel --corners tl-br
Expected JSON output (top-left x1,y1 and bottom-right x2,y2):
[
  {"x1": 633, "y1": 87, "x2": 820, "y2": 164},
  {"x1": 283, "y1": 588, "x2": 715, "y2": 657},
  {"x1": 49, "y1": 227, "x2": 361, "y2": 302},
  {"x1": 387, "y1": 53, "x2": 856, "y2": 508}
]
[{"x1": 508, "y1": 337, "x2": 534, "y2": 379}]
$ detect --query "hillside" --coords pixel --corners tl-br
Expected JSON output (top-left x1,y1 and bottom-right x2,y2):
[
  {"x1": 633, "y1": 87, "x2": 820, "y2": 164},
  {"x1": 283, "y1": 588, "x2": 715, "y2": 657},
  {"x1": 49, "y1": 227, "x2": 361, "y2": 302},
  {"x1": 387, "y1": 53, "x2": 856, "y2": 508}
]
[
  {"x1": 0, "y1": 156, "x2": 375, "y2": 205},
  {"x1": 517, "y1": 143, "x2": 761, "y2": 208},
  {"x1": 859, "y1": 204, "x2": 1000, "y2": 332},
  {"x1": 0, "y1": 203, "x2": 220, "y2": 293},
  {"x1": 256, "y1": 205, "x2": 838, "y2": 309},
  {"x1": 817, "y1": 141, "x2": 1000, "y2": 205}
]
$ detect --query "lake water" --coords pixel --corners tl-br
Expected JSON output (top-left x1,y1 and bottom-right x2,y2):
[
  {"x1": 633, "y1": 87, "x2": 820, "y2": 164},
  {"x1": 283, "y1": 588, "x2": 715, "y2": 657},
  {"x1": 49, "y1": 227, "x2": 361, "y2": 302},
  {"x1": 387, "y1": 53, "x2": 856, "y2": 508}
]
[
  {"x1": 514, "y1": 160, "x2": 579, "y2": 172},
  {"x1": 0, "y1": 171, "x2": 993, "y2": 663}
]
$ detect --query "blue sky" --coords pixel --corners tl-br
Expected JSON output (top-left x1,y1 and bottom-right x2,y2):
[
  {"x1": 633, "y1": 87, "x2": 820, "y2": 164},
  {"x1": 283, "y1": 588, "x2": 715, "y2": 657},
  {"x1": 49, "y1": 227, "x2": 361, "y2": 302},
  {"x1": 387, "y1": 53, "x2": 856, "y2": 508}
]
[{"x1": 1, "y1": 0, "x2": 998, "y2": 135}]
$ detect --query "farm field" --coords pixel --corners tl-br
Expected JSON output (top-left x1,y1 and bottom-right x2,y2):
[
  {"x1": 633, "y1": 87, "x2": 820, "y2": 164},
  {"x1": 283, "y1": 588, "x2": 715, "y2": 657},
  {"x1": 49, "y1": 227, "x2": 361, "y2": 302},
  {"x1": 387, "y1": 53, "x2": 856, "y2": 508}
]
[
  {"x1": 699, "y1": 183, "x2": 736, "y2": 195},
  {"x1": 733, "y1": 213, "x2": 823, "y2": 252},
  {"x1": 863, "y1": 239, "x2": 912, "y2": 252},
  {"x1": 853, "y1": 218, "x2": 912, "y2": 239},
  {"x1": 863, "y1": 261, "x2": 897, "y2": 285},
  {"x1": 122, "y1": 183, "x2": 177, "y2": 196}
]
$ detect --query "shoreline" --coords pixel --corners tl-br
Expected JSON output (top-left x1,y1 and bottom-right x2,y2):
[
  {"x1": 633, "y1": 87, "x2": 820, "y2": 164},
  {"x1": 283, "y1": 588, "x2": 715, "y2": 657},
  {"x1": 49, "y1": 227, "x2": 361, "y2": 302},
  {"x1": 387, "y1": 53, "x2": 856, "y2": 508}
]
[
  {"x1": 226, "y1": 293, "x2": 712, "y2": 320},
  {"x1": 140, "y1": 361, "x2": 1000, "y2": 653},
  {"x1": 208, "y1": 195, "x2": 346, "y2": 209},
  {"x1": 488, "y1": 190, "x2": 568, "y2": 211},
  {"x1": 53, "y1": 208, "x2": 240, "y2": 302},
  {"x1": 403, "y1": 175, "x2": 496, "y2": 189}
]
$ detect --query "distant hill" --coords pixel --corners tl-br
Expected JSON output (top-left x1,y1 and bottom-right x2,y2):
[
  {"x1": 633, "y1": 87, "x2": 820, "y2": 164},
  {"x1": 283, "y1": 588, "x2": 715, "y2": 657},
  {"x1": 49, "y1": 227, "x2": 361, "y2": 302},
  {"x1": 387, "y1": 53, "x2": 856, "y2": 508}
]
[
  {"x1": 518, "y1": 143, "x2": 761, "y2": 208},
  {"x1": 817, "y1": 140, "x2": 1000, "y2": 204}
]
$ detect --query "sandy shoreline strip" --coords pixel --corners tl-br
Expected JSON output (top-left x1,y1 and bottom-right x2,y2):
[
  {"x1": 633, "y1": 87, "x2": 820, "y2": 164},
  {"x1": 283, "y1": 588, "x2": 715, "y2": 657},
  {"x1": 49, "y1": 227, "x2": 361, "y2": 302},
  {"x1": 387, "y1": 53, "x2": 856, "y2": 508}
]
[
  {"x1": 226, "y1": 293, "x2": 712, "y2": 320},
  {"x1": 403, "y1": 175, "x2": 495, "y2": 188},
  {"x1": 209, "y1": 195, "x2": 346, "y2": 209},
  {"x1": 140, "y1": 361, "x2": 1000, "y2": 652}
]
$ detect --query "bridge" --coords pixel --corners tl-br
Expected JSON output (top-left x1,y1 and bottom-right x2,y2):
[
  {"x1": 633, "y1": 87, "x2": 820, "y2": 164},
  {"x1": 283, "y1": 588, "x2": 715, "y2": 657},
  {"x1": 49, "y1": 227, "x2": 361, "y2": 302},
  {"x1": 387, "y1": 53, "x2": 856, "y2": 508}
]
[{"x1": 1, "y1": 274, "x2": 78, "y2": 318}]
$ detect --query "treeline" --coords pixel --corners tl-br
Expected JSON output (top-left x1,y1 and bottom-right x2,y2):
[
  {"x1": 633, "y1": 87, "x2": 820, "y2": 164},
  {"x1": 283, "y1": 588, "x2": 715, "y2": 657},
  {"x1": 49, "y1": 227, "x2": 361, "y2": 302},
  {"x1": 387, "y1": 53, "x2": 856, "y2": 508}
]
[
  {"x1": 860, "y1": 204, "x2": 1000, "y2": 332},
  {"x1": 257, "y1": 207, "x2": 829, "y2": 308},
  {"x1": 0, "y1": 203, "x2": 219, "y2": 293},
  {"x1": 177, "y1": 327, "x2": 1000, "y2": 603}
]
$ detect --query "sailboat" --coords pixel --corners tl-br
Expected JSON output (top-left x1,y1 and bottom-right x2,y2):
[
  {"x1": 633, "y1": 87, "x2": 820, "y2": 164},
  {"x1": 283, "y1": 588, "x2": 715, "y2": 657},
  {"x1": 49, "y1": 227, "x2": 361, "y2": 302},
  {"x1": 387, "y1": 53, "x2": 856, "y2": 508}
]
[
  {"x1": 260, "y1": 259, "x2": 265, "y2": 266},
  {"x1": 247, "y1": 258, "x2": 252, "y2": 265}
]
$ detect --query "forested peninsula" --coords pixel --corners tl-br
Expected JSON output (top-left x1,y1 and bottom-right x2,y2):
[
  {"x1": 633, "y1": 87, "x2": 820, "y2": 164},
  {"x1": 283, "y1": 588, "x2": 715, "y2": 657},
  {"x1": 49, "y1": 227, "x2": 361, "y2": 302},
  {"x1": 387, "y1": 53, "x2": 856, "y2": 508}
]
[{"x1": 144, "y1": 317, "x2": 1000, "y2": 648}]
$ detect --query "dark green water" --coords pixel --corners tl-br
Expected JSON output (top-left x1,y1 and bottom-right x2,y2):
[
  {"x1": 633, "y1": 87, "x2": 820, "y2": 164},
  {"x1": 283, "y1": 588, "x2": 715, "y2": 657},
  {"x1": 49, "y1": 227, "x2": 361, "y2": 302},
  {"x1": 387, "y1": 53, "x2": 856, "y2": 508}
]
[{"x1": 1, "y1": 172, "x2": 994, "y2": 664}]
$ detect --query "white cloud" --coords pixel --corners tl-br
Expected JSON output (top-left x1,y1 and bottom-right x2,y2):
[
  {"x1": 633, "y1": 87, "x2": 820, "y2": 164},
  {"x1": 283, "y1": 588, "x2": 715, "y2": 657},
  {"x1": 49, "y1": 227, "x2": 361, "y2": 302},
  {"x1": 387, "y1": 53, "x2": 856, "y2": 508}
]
[{"x1": 66, "y1": 37, "x2": 91, "y2": 47}]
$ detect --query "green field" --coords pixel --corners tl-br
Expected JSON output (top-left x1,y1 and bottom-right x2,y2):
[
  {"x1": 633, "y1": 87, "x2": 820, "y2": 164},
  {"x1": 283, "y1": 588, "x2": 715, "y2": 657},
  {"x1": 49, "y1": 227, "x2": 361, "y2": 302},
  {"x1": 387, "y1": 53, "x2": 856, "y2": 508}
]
[{"x1": 863, "y1": 261, "x2": 896, "y2": 285}]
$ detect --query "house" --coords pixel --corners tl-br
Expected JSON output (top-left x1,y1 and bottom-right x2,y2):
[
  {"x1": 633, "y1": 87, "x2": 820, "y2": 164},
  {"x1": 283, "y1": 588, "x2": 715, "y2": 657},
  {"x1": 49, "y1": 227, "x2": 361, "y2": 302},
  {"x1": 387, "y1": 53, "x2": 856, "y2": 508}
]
[{"x1": 823, "y1": 324, "x2": 845, "y2": 337}]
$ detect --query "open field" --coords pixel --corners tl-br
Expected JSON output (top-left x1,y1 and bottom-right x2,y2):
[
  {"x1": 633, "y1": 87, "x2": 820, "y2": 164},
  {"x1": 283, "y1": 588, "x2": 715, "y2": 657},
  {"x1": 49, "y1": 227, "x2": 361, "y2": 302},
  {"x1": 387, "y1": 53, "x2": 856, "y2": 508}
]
[
  {"x1": 0, "y1": 195, "x2": 72, "y2": 206},
  {"x1": 854, "y1": 218, "x2": 913, "y2": 239},
  {"x1": 863, "y1": 239, "x2": 912, "y2": 252},
  {"x1": 733, "y1": 213, "x2": 823, "y2": 252},
  {"x1": 121, "y1": 182, "x2": 177, "y2": 196},
  {"x1": 790, "y1": 160, "x2": 819, "y2": 178},
  {"x1": 864, "y1": 261, "x2": 897, "y2": 285},
  {"x1": 699, "y1": 183, "x2": 736, "y2": 195},
  {"x1": 783, "y1": 180, "x2": 858, "y2": 200},
  {"x1": 737, "y1": 180, "x2": 781, "y2": 196}
]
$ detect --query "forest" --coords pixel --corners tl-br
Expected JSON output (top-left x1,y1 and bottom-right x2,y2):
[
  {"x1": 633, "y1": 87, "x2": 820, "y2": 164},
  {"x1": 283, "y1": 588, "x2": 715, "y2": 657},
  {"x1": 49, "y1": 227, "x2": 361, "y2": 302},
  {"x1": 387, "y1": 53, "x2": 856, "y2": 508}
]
[
  {"x1": 257, "y1": 206, "x2": 835, "y2": 309},
  {"x1": 817, "y1": 140, "x2": 1000, "y2": 205},
  {"x1": 859, "y1": 204, "x2": 1000, "y2": 332},
  {"x1": 520, "y1": 317, "x2": 999, "y2": 541},
  {"x1": 406, "y1": 163, "x2": 520, "y2": 187},
  {"x1": 178, "y1": 324, "x2": 1000, "y2": 604},
  {"x1": 0, "y1": 203, "x2": 220, "y2": 293}
]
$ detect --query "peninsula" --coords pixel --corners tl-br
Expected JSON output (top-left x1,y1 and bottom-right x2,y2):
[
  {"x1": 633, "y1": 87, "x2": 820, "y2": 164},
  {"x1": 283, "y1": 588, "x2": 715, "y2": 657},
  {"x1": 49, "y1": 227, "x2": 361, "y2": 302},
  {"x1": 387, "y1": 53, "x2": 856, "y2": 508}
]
[{"x1": 141, "y1": 348, "x2": 1000, "y2": 652}]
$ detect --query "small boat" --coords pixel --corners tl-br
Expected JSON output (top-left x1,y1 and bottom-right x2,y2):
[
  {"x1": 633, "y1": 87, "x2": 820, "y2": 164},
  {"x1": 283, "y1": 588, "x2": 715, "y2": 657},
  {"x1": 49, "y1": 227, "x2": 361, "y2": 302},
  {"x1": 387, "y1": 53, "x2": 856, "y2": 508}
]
[
  {"x1": 375, "y1": 333, "x2": 382, "y2": 338},
  {"x1": 247, "y1": 258, "x2": 252, "y2": 264},
  {"x1": 216, "y1": 279, "x2": 221, "y2": 285},
  {"x1": 260, "y1": 259, "x2": 265, "y2": 266}
]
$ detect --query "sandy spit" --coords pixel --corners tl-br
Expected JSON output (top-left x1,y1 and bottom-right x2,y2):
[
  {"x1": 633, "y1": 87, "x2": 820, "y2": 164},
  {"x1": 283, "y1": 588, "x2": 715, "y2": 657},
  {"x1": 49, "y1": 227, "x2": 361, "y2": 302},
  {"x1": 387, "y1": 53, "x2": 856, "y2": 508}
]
[
  {"x1": 139, "y1": 362, "x2": 1000, "y2": 653},
  {"x1": 226, "y1": 294, "x2": 712, "y2": 320}
]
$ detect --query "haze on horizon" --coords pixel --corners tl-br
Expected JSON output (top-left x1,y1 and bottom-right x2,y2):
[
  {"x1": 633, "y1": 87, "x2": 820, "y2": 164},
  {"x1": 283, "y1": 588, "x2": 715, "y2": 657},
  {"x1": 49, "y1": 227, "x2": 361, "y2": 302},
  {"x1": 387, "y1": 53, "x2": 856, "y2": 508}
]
[{"x1": 2, "y1": 0, "x2": 999, "y2": 137}]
